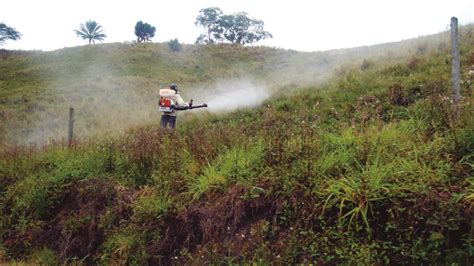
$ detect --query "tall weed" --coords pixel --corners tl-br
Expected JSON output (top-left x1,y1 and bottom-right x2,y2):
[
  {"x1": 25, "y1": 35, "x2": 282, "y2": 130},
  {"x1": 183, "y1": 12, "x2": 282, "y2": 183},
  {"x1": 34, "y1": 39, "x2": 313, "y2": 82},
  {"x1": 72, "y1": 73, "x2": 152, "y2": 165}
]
[{"x1": 187, "y1": 139, "x2": 265, "y2": 200}]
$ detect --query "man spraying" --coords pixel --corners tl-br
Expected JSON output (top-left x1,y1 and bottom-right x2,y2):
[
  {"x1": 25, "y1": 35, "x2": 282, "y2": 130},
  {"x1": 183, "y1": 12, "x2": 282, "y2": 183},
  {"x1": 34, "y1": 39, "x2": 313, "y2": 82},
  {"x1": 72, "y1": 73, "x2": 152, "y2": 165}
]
[{"x1": 158, "y1": 83, "x2": 207, "y2": 129}]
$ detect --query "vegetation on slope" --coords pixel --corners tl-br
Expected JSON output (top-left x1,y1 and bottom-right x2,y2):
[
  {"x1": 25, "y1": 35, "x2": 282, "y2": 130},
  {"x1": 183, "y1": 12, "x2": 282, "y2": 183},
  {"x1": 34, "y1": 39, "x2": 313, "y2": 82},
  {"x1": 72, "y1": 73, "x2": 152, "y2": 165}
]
[
  {"x1": 0, "y1": 28, "x2": 458, "y2": 147},
  {"x1": 0, "y1": 25, "x2": 473, "y2": 264}
]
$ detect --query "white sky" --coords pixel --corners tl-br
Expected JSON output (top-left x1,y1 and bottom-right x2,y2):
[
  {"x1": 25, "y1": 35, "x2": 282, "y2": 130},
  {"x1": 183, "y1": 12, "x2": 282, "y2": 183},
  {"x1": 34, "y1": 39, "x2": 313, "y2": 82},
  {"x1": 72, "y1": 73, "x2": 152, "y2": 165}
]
[{"x1": 1, "y1": 0, "x2": 473, "y2": 52}]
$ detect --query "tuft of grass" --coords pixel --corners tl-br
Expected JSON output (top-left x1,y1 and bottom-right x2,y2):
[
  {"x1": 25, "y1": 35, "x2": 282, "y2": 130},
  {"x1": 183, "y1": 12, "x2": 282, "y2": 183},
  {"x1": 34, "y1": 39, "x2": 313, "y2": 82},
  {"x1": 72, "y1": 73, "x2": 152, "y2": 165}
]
[
  {"x1": 318, "y1": 155, "x2": 393, "y2": 231},
  {"x1": 465, "y1": 177, "x2": 474, "y2": 209},
  {"x1": 28, "y1": 247, "x2": 59, "y2": 265},
  {"x1": 187, "y1": 139, "x2": 265, "y2": 200},
  {"x1": 188, "y1": 165, "x2": 226, "y2": 200},
  {"x1": 131, "y1": 186, "x2": 172, "y2": 223},
  {"x1": 99, "y1": 227, "x2": 149, "y2": 265}
]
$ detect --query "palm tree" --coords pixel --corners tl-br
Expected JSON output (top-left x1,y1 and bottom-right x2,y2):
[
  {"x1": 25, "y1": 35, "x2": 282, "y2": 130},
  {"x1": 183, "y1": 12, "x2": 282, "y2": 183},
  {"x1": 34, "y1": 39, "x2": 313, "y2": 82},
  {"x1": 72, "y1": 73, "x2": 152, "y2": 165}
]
[{"x1": 74, "y1": 20, "x2": 106, "y2": 44}]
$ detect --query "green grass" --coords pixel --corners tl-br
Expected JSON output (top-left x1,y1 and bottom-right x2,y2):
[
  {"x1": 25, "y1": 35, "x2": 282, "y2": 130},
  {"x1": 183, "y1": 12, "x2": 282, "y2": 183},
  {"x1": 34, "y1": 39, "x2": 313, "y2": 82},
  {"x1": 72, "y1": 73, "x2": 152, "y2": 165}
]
[
  {"x1": 1, "y1": 26, "x2": 469, "y2": 148},
  {"x1": 0, "y1": 24, "x2": 473, "y2": 264},
  {"x1": 188, "y1": 140, "x2": 265, "y2": 200}
]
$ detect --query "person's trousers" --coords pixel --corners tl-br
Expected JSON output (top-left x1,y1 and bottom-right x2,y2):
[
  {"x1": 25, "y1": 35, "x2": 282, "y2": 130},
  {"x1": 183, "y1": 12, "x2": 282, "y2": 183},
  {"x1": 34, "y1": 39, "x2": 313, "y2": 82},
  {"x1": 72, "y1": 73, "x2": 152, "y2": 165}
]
[{"x1": 160, "y1": 114, "x2": 177, "y2": 129}]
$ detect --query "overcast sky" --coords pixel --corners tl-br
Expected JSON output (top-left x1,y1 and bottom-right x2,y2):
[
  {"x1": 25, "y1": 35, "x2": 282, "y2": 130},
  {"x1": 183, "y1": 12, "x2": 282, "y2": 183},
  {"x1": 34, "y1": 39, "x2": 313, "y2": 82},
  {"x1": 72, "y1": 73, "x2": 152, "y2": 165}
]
[{"x1": 1, "y1": 0, "x2": 473, "y2": 52}]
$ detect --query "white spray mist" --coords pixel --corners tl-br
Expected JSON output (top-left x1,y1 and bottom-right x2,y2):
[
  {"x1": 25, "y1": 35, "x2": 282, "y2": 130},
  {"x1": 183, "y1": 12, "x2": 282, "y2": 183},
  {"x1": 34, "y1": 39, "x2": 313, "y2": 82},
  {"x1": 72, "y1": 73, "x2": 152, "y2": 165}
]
[
  {"x1": 187, "y1": 79, "x2": 271, "y2": 113},
  {"x1": 25, "y1": 63, "x2": 156, "y2": 145}
]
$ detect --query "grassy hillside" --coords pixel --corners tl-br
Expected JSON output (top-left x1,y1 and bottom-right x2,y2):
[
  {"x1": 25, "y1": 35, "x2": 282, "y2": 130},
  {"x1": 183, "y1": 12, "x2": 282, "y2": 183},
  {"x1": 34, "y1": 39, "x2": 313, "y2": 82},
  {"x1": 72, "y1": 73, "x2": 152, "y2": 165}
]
[
  {"x1": 0, "y1": 26, "x2": 473, "y2": 264},
  {"x1": 0, "y1": 28, "x2": 460, "y2": 147}
]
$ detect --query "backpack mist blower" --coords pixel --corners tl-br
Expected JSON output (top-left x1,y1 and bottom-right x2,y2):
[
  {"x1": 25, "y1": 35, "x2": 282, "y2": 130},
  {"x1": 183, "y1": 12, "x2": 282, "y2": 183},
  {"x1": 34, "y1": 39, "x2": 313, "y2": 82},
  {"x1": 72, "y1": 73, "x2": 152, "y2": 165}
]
[{"x1": 158, "y1": 89, "x2": 207, "y2": 113}]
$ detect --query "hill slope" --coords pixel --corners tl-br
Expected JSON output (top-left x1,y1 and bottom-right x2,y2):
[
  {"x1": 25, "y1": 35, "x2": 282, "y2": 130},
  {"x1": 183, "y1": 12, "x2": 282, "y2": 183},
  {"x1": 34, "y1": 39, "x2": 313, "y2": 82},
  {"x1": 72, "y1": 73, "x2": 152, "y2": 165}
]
[
  {"x1": 0, "y1": 28, "x2": 462, "y2": 147},
  {"x1": 0, "y1": 26, "x2": 473, "y2": 264}
]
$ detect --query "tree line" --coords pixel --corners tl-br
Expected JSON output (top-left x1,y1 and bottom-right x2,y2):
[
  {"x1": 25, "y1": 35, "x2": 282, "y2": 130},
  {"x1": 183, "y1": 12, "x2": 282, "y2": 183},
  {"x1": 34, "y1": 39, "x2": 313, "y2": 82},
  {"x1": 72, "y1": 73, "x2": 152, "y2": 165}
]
[{"x1": 0, "y1": 7, "x2": 272, "y2": 48}]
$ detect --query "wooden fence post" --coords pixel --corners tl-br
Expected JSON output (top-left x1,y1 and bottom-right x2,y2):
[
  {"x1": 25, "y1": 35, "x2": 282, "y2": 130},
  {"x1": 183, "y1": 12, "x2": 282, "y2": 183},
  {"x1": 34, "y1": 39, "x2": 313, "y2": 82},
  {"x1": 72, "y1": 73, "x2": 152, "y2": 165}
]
[
  {"x1": 450, "y1": 17, "x2": 461, "y2": 106},
  {"x1": 68, "y1": 107, "x2": 74, "y2": 146}
]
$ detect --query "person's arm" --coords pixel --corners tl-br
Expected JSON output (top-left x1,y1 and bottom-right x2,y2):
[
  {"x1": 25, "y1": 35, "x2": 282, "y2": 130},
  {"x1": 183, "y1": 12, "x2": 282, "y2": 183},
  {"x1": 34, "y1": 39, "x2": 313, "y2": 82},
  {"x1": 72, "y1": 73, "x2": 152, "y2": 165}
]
[{"x1": 175, "y1": 94, "x2": 189, "y2": 107}]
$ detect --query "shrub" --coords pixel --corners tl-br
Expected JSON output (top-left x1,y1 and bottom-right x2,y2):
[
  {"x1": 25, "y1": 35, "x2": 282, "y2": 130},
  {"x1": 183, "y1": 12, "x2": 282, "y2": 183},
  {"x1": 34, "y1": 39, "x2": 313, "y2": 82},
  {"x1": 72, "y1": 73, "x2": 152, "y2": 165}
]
[
  {"x1": 167, "y1": 38, "x2": 182, "y2": 52},
  {"x1": 361, "y1": 59, "x2": 375, "y2": 71}
]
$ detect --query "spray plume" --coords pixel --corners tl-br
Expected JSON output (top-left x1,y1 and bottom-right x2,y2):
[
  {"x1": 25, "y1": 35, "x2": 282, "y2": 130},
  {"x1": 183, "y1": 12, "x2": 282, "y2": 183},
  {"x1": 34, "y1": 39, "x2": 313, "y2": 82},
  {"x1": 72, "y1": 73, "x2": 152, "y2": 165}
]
[{"x1": 186, "y1": 79, "x2": 270, "y2": 113}]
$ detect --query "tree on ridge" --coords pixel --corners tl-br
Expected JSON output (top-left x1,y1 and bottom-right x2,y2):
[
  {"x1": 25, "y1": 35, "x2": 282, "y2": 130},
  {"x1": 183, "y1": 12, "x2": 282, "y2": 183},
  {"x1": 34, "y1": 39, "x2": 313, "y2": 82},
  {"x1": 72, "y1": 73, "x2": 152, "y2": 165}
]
[{"x1": 74, "y1": 20, "x2": 107, "y2": 44}]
